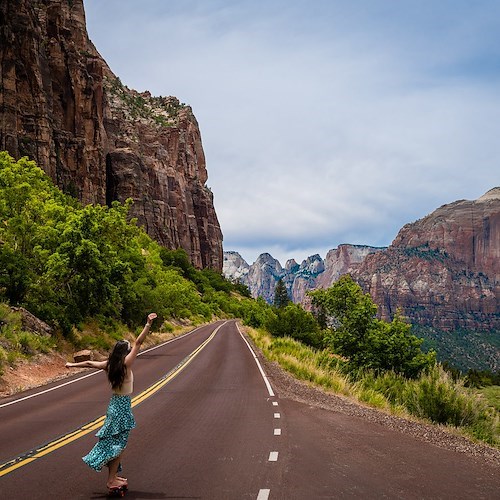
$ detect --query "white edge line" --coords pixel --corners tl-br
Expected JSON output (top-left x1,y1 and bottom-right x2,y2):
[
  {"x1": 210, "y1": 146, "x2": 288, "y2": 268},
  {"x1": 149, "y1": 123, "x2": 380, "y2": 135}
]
[
  {"x1": 257, "y1": 489, "x2": 270, "y2": 500},
  {"x1": 0, "y1": 323, "x2": 215, "y2": 409},
  {"x1": 235, "y1": 322, "x2": 275, "y2": 397}
]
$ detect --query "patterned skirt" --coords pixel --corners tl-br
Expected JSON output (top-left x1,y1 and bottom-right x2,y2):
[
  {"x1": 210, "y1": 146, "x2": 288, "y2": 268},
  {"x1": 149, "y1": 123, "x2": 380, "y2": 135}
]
[{"x1": 82, "y1": 394, "x2": 136, "y2": 472}]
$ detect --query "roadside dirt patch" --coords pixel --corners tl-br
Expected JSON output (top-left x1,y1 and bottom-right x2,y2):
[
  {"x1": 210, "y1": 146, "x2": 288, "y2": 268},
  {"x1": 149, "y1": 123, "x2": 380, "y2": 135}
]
[{"x1": 0, "y1": 353, "x2": 76, "y2": 397}]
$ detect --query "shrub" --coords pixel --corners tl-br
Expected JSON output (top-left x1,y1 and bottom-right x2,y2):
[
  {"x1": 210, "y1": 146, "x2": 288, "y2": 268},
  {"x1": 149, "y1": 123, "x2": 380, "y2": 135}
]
[{"x1": 265, "y1": 303, "x2": 323, "y2": 348}]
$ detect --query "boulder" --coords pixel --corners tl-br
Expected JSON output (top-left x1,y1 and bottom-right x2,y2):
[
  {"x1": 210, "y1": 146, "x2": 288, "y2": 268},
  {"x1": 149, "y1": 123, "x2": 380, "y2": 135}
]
[{"x1": 73, "y1": 350, "x2": 93, "y2": 363}]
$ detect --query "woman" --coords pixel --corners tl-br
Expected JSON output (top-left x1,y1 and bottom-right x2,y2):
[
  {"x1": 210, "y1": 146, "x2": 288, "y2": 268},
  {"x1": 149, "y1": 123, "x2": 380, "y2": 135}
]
[{"x1": 66, "y1": 312, "x2": 157, "y2": 492}]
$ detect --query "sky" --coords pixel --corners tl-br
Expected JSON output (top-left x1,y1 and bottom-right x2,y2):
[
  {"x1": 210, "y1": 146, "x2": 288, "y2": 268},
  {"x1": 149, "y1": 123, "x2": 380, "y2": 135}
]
[{"x1": 84, "y1": 0, "x2": 500, "y2": 266}]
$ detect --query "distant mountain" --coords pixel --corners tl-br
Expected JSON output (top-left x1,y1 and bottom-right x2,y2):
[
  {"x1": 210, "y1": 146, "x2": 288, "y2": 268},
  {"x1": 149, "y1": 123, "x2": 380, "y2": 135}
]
[
  {"x1": 223, "y1": 245, "x2": 384, "y2": 303},
  {"x1": 223, "y1": 188, "x2": 500, "y2": 371}
]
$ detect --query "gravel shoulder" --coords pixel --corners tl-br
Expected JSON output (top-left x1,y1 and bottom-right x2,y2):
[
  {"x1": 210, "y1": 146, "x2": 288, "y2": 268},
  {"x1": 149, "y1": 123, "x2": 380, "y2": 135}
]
[{"x1": 252, "y1": 338, "x2": 500, "y2": 468}]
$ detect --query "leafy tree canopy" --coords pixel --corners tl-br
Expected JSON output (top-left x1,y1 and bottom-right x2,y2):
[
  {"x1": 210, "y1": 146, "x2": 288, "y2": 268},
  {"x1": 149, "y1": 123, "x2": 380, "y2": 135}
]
[
  {"x1": 309, "y1": 275, "x2": 435, "y2": 377},
  {"x1": 0, "y1": 152, "x2": 252, "y2": 334}
]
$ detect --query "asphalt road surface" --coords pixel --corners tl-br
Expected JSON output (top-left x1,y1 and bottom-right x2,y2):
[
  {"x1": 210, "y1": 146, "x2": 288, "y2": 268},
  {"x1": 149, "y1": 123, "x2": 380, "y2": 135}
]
[{"x1": 0, "y1": 320, "x2": 498, "y2": 499}]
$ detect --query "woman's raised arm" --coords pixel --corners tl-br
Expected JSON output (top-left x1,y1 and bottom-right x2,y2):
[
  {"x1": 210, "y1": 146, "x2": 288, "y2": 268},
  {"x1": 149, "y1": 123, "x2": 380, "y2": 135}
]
[{"x1": 125, "y1": 313, "x2": 157, "y2": 367}]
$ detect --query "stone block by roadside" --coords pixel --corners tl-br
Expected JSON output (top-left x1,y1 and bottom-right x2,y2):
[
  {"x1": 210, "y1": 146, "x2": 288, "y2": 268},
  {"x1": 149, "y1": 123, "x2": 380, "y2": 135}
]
[{"x1": 73, "y1": 350, "x2": 93, "y2": 363}]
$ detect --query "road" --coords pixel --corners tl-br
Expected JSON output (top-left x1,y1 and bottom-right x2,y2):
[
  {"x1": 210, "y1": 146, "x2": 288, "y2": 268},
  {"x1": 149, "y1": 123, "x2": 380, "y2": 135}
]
[{"x1": 0, "y1": 320, "x2": 498, "y2": 499}]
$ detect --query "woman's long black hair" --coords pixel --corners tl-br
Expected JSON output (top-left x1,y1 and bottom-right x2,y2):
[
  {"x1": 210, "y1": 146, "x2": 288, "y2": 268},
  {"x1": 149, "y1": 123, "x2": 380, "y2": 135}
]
[{"x1": 107, "y1": 340, "x2": 130, "y2": 389}]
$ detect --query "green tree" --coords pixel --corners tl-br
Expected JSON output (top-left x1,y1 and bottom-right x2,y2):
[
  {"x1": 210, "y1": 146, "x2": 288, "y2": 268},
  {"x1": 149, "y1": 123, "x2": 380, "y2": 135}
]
[
  {"x1": 0, "y1": 245, "x2": 31, "y2": 304},
  {"x1": 273, "y1": 278, "x2": 290, "y2": 308},
  {"x1": 0, "y1": 151, "x2": 267, "y2": 335},
  {"x1": 309, "y1": 275, "x2": 435, "y2": 377},
  {"x1": 265, "y1": 302, "x2": 322, "y2": 348}
]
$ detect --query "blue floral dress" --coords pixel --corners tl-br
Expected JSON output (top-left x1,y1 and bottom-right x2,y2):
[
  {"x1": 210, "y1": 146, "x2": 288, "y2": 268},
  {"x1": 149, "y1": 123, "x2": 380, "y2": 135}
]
[{"x1": 82, "y1": 394, "x2": 136, "y2": 471}]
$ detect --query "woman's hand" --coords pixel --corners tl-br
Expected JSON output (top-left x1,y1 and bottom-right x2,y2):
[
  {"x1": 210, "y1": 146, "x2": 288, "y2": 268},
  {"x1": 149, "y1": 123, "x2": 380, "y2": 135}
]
[{"x1": 147, "y1": 312, "x2": 157, "y2": 325}]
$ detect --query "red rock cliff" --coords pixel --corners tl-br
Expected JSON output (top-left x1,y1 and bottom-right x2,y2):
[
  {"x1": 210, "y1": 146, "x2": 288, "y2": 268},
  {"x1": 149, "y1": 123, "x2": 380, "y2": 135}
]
[
  {"x1": 352, "y1": 188, "x2": 500, "y2": 331},
  {"x1": 0, "y1": 0, "x2": 223, "y2": 270}
]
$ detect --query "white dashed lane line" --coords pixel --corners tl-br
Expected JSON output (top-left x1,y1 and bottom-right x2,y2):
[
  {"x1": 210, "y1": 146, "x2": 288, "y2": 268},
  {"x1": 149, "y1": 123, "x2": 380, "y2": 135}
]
[{"x1": 237, "y1": 323, "x2": 282, "y2": 500}]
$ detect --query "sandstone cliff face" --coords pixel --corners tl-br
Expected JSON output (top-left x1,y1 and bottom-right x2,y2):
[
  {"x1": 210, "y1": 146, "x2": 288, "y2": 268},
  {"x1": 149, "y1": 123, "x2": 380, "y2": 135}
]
[
  {"x1": 0, "y1": 0, "x2": 222, "y2": 269},
  {"x1": 352, "y1": 188, "x2": 500, "y2": 331},
  {"x1": 316, "y1": 244, "x2": 385, "y2": 289}
]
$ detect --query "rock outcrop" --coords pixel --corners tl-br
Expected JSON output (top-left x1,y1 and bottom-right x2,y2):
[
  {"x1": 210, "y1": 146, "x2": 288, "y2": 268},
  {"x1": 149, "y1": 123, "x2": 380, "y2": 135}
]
[
  {"x1": 11, "y1": 307, "x2": 53, "y2": 336},
  {"x1": 223, "y1": 251, "x2": 250, "y2": 283},
  {"x1": 246, "y1": 253, "x2": 284, "y2": 304},
  {"x1": 352, "y1": 188, "x2": 500, "y2": 332},
  {"x1": 287, "y1": 254, "x2": 324, "y2": 304},
  {"x1": 0, "y1": 0, "x2": 223, "y2": 270},
  {"x1": 316, "y1": 244, "x2": 385, "y2": 289}
]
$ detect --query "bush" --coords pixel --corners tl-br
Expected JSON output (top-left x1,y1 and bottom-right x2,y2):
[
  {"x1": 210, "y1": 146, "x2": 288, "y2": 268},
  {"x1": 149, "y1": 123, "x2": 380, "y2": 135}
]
[
  {"x1": 264, "y1": 303, "x2": 323, "y2": 348},
  {"x1": 403, "y1": 366, "x2": 482, "y2": 427}
]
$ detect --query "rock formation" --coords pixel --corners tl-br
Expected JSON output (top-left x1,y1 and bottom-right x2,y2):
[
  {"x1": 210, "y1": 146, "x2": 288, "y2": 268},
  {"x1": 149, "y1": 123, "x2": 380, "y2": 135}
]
[
  {"x1": 246, "y1": 253, "x2": 284, "y2": 304},
  {"x1": 352, "y1": 188, "x2": 500, "y2": 332},
  {"x1": 316, "y1": 245, "x2": 385, "y2": 289},
  {"x1": 223, "y1": 251, "x2": 250, "y2": 283},
  {"x1": 0, "y1": 0, "x2": 223, "y2": 270}
]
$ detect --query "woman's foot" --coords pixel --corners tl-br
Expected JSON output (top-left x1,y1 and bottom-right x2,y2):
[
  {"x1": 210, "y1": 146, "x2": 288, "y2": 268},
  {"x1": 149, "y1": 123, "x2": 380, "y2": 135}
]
[
  {"x1": 116, "y1": 476, "x2": 128, "y2": 485},
  {"x1": 107, "y1": 480, "x2": 124, "y2": 490}
]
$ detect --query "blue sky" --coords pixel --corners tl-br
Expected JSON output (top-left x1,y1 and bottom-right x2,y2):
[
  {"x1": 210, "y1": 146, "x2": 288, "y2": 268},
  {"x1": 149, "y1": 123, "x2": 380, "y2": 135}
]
[{"x1": 84, "y1": 0, "x2": 500, "y2": 265}]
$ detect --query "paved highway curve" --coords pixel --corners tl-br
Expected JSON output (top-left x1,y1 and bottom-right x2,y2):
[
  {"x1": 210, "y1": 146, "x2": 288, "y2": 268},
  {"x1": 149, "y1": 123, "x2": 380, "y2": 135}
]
[{"x1": 0, "y1": 320, "x2": 499, "y2": 499}]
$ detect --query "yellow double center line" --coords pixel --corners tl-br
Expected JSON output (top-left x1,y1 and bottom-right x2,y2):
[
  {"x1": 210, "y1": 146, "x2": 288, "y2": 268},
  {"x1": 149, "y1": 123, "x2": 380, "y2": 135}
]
[{"x1": 0, "y1": 322, "x2": 225, "y2": 478}]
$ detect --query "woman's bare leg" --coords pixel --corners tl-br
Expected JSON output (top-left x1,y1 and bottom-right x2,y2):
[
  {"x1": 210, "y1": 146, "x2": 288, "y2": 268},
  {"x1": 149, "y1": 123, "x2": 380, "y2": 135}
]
[{"x1": 106, "y1": 456, "x2": 122, "y2": 488}]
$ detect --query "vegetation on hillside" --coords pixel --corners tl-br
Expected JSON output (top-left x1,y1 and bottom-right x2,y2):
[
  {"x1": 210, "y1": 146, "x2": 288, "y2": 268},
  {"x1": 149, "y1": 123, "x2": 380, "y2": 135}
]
[
  {"x1": 413, "y1": 325, "x2": 500, "y2": 373},
  {"x1": 0, "y1": 152, "x2": 256, "y2": 369}
]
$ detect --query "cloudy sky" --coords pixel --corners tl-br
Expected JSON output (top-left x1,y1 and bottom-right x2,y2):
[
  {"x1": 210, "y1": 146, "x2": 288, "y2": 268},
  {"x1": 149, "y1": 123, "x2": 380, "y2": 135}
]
[{"x1": 84, "y1": 0, "x2": 499, "y2": 265}]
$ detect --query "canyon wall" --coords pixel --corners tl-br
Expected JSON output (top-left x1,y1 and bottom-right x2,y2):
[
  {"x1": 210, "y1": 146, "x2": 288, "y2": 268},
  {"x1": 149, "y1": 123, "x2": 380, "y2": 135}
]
[
  {"x1": 0, "y1": 0, "x2": 222, "y2": 269},
  {"x1": 352, "y1": 188, "x2": 500, "y2": 332}
]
